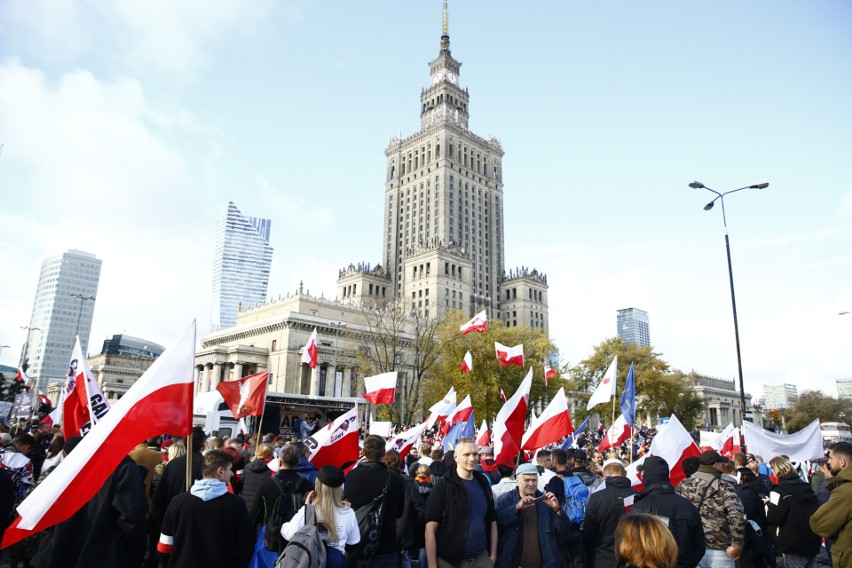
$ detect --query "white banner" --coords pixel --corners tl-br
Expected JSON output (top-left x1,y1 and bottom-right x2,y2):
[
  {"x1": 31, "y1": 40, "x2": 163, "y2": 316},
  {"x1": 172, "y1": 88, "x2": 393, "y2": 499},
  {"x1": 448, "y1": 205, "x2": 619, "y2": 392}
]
[{"x1": 743, "y1": 419, "x2": 824, "y2": 462}]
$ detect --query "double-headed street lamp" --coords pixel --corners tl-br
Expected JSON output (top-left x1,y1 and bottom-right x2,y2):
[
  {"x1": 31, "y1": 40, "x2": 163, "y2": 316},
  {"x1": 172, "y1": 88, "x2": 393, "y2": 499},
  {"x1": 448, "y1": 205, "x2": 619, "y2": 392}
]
[
  {"x1": 70, "y1": 293, "x2": 96, "y2": 338},
  {"x1": 690, "y1": 180, "x2": 769, "y2": 427}
]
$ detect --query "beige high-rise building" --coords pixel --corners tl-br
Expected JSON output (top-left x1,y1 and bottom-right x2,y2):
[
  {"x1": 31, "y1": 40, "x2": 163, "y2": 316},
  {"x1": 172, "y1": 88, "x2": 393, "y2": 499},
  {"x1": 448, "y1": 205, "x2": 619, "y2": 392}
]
[{"x1": 339, "y1": 4, "x2": 549, "y2": 332}]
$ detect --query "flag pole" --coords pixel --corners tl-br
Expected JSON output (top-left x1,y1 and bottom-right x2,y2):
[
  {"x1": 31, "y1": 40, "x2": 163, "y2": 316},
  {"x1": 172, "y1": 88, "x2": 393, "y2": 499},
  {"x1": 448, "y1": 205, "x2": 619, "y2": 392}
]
[{"x1": 185, "y1": 429, "x2": 193, "y2": 492}]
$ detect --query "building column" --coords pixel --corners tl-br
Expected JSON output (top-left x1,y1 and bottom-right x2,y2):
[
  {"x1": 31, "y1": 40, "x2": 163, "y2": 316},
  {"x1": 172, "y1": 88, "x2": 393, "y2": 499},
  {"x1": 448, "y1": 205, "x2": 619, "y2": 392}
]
[
  {"x1": 326, "y1": 364, "x2": 336, "y2": 397},
  {"x1": 211, "y1": 363, "x2": 223, "y2": 389},
  {"x1": 342, "y1": 368, "x2": 353, "y2": 399},
  {"x1": 194, "y1": 366, "x2": 203, "y2": 392},
  {"x1": 234, "y1": 362, "x2": 244, "y2": 380},
  {"x1": 310, "y1": 366, "x2": 320, "y2": 396}
]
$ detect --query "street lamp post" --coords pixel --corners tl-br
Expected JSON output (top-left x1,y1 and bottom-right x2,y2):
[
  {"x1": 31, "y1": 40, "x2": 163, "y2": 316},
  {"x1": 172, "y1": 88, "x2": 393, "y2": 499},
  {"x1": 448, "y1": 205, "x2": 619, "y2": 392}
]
[
  {"x1": 70, "y1": 293, "x2": 96, "y2": 338},
  {"x1": 19, "y1": 325, "x2": 41, "y2": 369},
  {"x1": 690, "y1": 180, "x2": 768, "y2": 427},
  {"x1": 0, "y1": 345, "x2": 9, "y2": 360}
]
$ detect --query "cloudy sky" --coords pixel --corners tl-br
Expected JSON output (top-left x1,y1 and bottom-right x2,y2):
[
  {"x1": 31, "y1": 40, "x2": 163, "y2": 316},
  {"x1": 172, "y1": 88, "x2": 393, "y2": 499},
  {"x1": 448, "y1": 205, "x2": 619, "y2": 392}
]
[{"x1": 1, "y1": 1, "x2": 850, "y2": 400}]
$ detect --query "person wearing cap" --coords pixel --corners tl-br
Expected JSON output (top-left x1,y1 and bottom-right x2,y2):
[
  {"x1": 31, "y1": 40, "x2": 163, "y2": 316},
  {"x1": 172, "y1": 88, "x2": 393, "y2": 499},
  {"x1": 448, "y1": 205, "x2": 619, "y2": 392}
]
[
  {"x1": 425, "y1": 437, "x2": 497, "y2": 568},
  {"x1": 494, "y1": 462, "x2": 567, "y2": 568},
  {"x1": 282, "y1": 464, "x2": 359, "y2": 568},
  {"x1": 630, "y1": 456, "x2": 706, "y2": 568},
  {"x1": 675, "y1": 450, "x2": 745, "y2": 568},
  {"x1": 573, "y1": 449, "x2": 601, "y2": 493},
  {"x1": 745, "y1": 455, "x2": 773, "y2": 493},
  {"x1": 583, "y1": 460, "x2": 638, "y2": 568}
]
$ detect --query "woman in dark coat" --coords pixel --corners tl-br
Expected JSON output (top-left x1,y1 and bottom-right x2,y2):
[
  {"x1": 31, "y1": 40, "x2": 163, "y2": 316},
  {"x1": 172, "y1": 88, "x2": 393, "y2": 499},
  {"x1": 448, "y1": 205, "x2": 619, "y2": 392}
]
[
  {"x1": 765, "y1": 457, "x2": 822, "y2": 568},
  {"x1": 738, "y1": 468, "x2": 773, "y2": 568},
  {"x1": 409, "y1": 464, "x2": 433, "y2": 568}
]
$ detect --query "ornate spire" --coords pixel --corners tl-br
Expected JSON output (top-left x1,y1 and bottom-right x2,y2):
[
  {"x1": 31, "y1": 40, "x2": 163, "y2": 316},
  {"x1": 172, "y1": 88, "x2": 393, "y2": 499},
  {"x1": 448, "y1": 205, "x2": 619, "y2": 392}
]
[{"x1": 440, "y1": 0, "x2": 450, "y2": 52}]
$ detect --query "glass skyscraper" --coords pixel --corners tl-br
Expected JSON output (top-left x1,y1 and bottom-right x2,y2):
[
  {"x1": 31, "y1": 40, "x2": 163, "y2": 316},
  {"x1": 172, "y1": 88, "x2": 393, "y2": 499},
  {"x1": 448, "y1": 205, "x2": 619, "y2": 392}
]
[
  {"x1": 617, "y1": 307, "x2": 651, "y2": 348},
  {"x1": 211, "y1": 201, "x2": 273, "y2": 331},
  {"x1": 23, "y1": 249, "x2": 102, "y2": 383}
]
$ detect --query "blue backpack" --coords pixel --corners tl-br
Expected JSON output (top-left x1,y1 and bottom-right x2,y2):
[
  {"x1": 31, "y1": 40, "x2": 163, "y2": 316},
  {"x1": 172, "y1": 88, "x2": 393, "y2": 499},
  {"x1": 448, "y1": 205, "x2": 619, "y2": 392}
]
[{"x1": 560, "y1": 475, "x2": 590, "y2": 525}]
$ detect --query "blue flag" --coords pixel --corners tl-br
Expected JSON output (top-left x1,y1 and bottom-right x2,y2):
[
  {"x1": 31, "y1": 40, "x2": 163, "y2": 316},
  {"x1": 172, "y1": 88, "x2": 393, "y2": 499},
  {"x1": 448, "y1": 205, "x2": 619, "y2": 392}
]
[
  {"x1": 620, "y1": 362, "x2": 635, "y2": 428},
  {"x1": 443, "y1": 410, "x2": 476, "y2": 451},
  {"x1": 561, "y1": 416, "x2": 589, "y2": 449}
]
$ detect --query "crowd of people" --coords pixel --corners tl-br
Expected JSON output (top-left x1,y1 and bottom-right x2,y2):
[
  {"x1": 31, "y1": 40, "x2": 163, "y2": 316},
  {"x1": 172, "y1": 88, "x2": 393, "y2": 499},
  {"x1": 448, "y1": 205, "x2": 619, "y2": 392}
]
[{"x1": 0, "y1": 416, "x2": 849, "y2": 568}]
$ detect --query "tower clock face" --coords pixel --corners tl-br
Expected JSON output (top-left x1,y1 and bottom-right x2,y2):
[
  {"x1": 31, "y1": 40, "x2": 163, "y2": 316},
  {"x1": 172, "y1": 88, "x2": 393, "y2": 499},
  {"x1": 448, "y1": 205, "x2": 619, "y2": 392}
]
[
  {"x1": 433, "y1": 73, "x2": 443, "y2": 85},
  {"x1": 447, "y1": 73, "x2": 456, "y2": 84}
]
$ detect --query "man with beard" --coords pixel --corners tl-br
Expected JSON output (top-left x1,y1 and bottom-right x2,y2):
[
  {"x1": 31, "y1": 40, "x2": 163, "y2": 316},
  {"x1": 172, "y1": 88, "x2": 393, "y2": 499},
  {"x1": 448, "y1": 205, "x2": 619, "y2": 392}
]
[{"x1": 810, "y1": 441, "x2": 852, "y2": 568}]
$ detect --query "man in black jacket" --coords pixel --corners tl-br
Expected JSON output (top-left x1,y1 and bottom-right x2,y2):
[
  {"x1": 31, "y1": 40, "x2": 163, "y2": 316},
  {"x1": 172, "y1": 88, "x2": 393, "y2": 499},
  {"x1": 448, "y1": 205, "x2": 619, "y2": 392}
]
[
  {"x1": 630, "y1": 456, "x2": 706, "y2": 568},
  {"x1": 425, "y1": 438, "x2": 497, "y2": 568},
  {"x1": 247, "y1": 444, "x2": 312, "y2": 531},
  {"x1": 151, "y1": 427, "x2": 205, "y2": 523},
  {"x1": 583, "y1": 460, "x2": 637, "y2": 568},
  {"x1": 546, "y1": 449, "x2": 587, "y2": 568},
  {"x1": 344, "y1": 434, "x2": 406, "y2": 567}
]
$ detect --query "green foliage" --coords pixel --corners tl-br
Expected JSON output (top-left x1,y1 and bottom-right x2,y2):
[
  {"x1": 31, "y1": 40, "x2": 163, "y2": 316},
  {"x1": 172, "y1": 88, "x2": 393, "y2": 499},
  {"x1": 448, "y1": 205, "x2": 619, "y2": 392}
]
[
  {"x1": 422, "y1": 312, "x2": 557, "y2": 423},
  {"x1": 785, "y1": 390, "x2": 852, "y2": 433},
  {"x1": 0, "y1": 372, "x2": 27, "y2": 403}
]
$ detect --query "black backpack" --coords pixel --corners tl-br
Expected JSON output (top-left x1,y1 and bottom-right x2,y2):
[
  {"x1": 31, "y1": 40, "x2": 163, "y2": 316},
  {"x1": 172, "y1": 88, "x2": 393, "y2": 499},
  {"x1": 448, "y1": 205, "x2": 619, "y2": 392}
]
[
  {"x1": 352, "y1": 473, "x2": 391, "y2": 561},
  {"x1": 264, "y1": 476, "x2": 309, "y2": 552}
]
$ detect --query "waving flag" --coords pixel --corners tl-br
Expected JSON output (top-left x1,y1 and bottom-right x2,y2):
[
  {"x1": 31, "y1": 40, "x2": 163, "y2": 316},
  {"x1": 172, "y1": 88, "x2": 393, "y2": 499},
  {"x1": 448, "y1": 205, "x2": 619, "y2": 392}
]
[
  {"x1": 386, "y1": 422, "x2": 427, "y2": 460},
  {"x1": 2, "y1": 322, "x2": 196, "y2": 549},
  {"x1": 620, "y1": 362, "x2": 636, "y2": 428},
  {"x1": 440, "y1": 394, "x2": 473, "y2": 436},
  {"x1": 626, "y1": 414, "x2": 702, "y2": 490},
  {"x1": 15, "y1": 368, "x2": 27, "y2": 384},
  {"x1": 500, "y1": 389, "x2": 507, "y2": 402},
  {"x1": 719, "y1": 427, "x2": 742, "y2": 457},
  {"x1": 742, "y1": 419, "x2": 824, "y2": 462},
  {"x1": 561, "y1": 416, "x2": 589, "y2": 449},
  {"x1": 587, "y1": 356, "x2": 617, "y2": 410},
  {"x1": 216, "y1": 371, "x2": 268, "y2": 419},
  {"x1": 300, "y1": 328, "x2": 318, "y2": 368},
  {"x1": 460, "y1": 351, "x2": 473, "y2": 373},
  {"x1": 598, "y1": 413, "x2": 631, "y2": 452},
  {"x1": 493, "y1": 368, "x2": 533, "y2": 467},
  {"x1": 363, "y1": 371, "x2": 397, "y2": 405},
  {"x1": 460, "y1": 310, "x2": 488, "y2": 334},
  {"x1": 307, "y1": 407, "x2": 360, "y2": 469},
  {"x1": 522, "y1": 388, "x2": 573, "y2": 451},
  {"x1": 476, "y1": 420, "x2": 490, "y2": 448},
  {"x1": 425, "y1": 387, "x2": 457, "y2": 429},
  {"x1": 63, "y1": 338, "x2": 110, "y2": 438},
  {"x1": 495, "y1": 342, "x2": 524, "y2": 367},
  {"x1": 443, "y1": 410, "x2": 476, "y2": 451},
  {"x1": 544, "y1": 365, "x2": 557, "y2": 386}
]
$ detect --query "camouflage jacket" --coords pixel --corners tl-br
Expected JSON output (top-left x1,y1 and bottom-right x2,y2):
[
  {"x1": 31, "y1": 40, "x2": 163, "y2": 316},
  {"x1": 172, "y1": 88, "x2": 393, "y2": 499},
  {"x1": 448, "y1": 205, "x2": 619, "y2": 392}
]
[{"x1": 676, "y1": 470, "x2": 745, "y2": 551}]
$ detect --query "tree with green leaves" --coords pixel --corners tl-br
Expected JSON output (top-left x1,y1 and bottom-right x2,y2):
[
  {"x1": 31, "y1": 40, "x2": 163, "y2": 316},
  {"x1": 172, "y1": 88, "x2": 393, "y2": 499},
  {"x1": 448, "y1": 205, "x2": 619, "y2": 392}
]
[
  {"x1": 0, "y1": 371, "x2": 27, "y2": 403},
  {"x1": 785, "y1": 390, "x2": 852, "y2": 433}
]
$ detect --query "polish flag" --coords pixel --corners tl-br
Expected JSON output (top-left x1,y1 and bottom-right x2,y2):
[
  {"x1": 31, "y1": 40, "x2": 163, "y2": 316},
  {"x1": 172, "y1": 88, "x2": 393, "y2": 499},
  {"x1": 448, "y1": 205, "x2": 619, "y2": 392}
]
[
  {"x1": 2, "y1": 322, "x2": 196, "y2": 549},
  {"x1": 598, "y1": 413, "x2": 631, "y2": 452},
  {"x1": 544, "y1": 365, "x2": 557, "y2": 386},
  {"x1": 386, "y1": 422, "x2": 427, "y2": 460},
  {"x1": 495, "y1": 343, "x2": 524, "y2": 367},
  {"x1": 626, "y1": 414, "x2": 702, "y2": 490},
  {"x1": 440, "y1": 394, "x2": 473, "y2": 437},
  {"x1": 63, "y1": 337, "x2": 110, "y2": 438},
  {"x1": 363, "y1": 371, "x2": 397, "y2": 405},
  {"x1": 300, "y1": 328, "x2": 318, "y2": 369},
  {"x1": 493, "y1": 368, "x2": 533, "y2": 467},
  {"x1": 425, "y1": 387, "x2": 457, "y2": 429},
  {"x1": 712, "y1": 422, "x2": 735, "y2": 451},
  {"x1": 587, "y1": 356, "x2": 617, "y2": 410},
  {"x1": 476, "y1": 420, "x2": 490, "y2": 448},
  {"x1": 40, "y1": 403, "x2": 62, "y2": 430},
  {"x1": 460, "y1": 310, "x2": 488, "y2": 334},
  {"x1": 522, "y1": 388, "x2": 573, "y2": 451},
  {"x1": 15, "y1": 368, "x2": 27, "y2": 384},
  {"x1": 460, "y1": 351, "x2": 473, "y2": 373},
  {"x1": 307, "y1": 407, "x2": 359, "y2": 469},
  {"x1": 500, "y1": 389, "x2": 507, "y2": 402},
  {"x1": 216, "y1": 371, "x2": 268, "y2": 419},
  {"x1": 720, "y1": 428, "x2": 742, "y2": 457},
  {"x1": 37, "y1": 392, "x2": 50, "y2": 407}
]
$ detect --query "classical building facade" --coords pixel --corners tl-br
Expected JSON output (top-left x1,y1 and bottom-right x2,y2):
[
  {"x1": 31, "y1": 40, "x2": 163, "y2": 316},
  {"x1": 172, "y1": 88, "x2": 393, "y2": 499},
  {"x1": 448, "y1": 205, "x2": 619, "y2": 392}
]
[{"x1": 691, "y1": 375, "x2": 756, "y2": 429}]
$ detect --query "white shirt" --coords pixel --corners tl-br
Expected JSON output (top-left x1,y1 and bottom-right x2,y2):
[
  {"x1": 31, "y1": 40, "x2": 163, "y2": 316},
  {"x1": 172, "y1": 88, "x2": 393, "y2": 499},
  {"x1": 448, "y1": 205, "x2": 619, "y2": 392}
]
[
  {"x1": 492, "y1": 477, "x2": 517, "y2": 499},
  {"x1": 281, "y1": 504, "x2": 360, "y2": 553},
  {"x1": 538, "y1": 468, "x2": 557, "y2": 492}
]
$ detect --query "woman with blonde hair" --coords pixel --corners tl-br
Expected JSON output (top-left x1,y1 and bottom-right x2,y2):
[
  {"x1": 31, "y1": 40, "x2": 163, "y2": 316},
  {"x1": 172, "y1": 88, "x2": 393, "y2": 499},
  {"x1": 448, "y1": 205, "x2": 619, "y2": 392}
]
[
  {"x1": 615, "y1": 513, "x2": 678, "y2": 568},
  {"x1": 281, "y1": 464, "x2": 359, "y2": 568},
  {"x1": 765, "y1": 456, "x2": 821, "y2": 568}
]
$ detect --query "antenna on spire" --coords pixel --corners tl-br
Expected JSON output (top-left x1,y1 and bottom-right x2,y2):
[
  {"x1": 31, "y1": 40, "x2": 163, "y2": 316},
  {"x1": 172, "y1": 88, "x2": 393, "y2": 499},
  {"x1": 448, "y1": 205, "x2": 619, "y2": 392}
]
[{"x1": 441, "y1": 0, "x2": 450, "y2": 52}]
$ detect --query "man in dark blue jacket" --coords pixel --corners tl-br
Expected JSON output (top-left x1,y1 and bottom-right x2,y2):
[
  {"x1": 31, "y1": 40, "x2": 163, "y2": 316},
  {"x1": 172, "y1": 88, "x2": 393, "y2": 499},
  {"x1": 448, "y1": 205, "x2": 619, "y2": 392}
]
[
  {"x1": 583, "y1": 460, "x2": 637, "y2": 568},
  {"x1": 495, "y1": 462, "x2": 568, "y2": 568}
]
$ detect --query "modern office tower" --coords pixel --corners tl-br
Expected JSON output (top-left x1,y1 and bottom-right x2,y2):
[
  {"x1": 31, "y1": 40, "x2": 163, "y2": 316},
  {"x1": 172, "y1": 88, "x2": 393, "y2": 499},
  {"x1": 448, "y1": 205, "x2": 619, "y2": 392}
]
[
  {"x1": 617, "y1": 307, "x2": 651, "y2": 348},
  {"x1": 22, "y1": 249, "x2": 102, "y2": 383},
  {"x1": 100, "y1": 334, "x2": 164, "y2": 359},
  {"x1": 337, "y1": 3, "x2": 548, "y2": 328},
  {"x1": 211, "y1": 201, "x2": 273, "y2": 331},
  {"x1": 763, "y1": 383, "x2": 799, "y2": 409},
  {"x1": 838, "y1": 378, "x2": 852, "y2": 400}
]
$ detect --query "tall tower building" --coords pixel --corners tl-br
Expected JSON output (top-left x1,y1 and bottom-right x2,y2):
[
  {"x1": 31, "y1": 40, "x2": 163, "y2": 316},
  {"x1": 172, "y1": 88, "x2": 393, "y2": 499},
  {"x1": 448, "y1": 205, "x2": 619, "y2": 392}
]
[
  {"x1": 211, "y1": 201, "x2": 273, "y2": 331},
  {"x1": 22, "y1": 249, "x2": 102, "y2": 383},
  {"x1": 339, "y1": 2, "x2": 548, "y2": 330},
  {"x1": 617, "y1": 307, "x2": 650, "y2": 348}
]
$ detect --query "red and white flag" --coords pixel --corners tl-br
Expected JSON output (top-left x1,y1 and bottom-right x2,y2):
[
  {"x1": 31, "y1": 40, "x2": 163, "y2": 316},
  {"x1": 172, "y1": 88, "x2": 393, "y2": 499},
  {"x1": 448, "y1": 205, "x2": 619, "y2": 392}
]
[
  {"x1": 63, "y1": 337, "x2": 110, "y2": 438},
  {"x1": 15, "y1": 368, "x2": 27, "y2": 384},
  {"x1": 216, "y1": 371, "x2": 268, "y2": 419},
  {"x1": 720, "y1": 427, "x2": 742, "y2": 457},
  {"x1": 598, "y1": 413, "x2": 631, "y2": 452},
  {"x1": 522, "y1": 388, "x2": 573, "y2": 451},
  {"x1": 460, "y1": 310, "x2": 488, "y2": 335},
  {"x1": 476, "y1": 420, "x2": 490, "y2": 448},
  {"x1": 40, "y1": 403, "x2": 62, "y2": 431},
  {"x1": 425, "y1": 387, "x2": 457, "y2": 429},
  {"x1": 363, "y1": 371, "x2": 397, "y2": 405},
  {"x1": 587, "y1": 356, "x2": 617, "y2": 410},
  {"x1": 307, "y1": 407, "x2": 359, "y2": 469},
  {"x1": 493, "y1": 368, "x2": 532, "y2": 467},
  {"x1": 495, "y1": 342, "x2": 524, "y2": 367},
  {"x1": 460, "y1": 351, "x2": 473, "y2": 373},
  {"x1": 626, "y1": 414, "x2": 702, "y2": 490},
  {"x1": 37, "y1": 392, "x2": 50, "y2": 407},
  {"x1": 386, "y1": 422, "x2": 427, "y2": 460},
  {"x1": 441, "y1": 394, "x2": 473, "y2": 436},
  {"x1": 499, "y1": 389, "x2": 507, "y2": 402},
  {"x1": 300, "y1": 328, "x2": 318, "y2": 369},
  {"x1": 2, "y1": 322, "x2": 196, "y2": 549},
  {"x1": 544, "y1": 365, "x2": 557, "y2": 386}
]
